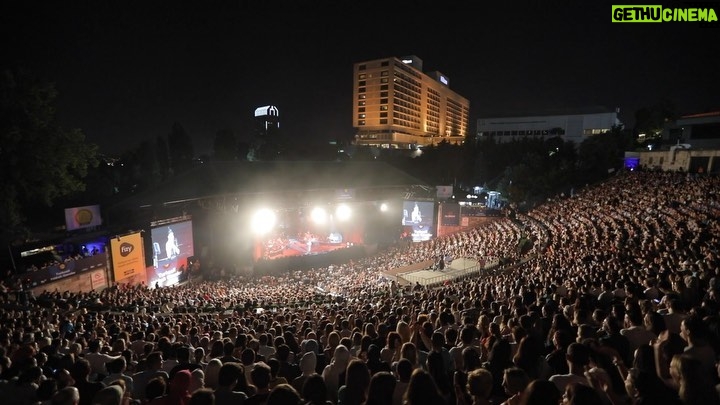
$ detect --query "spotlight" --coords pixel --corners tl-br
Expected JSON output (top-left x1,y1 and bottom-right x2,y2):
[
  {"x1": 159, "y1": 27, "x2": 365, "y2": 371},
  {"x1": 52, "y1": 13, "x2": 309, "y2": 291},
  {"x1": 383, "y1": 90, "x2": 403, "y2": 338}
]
[
  {"x1": 311, "y1": 207, "x2": 327, "y2": 225},
  {"x1": 251, "y1": 208, "x2": 276, "y2": 235},
  {"x1": 379, "y1": 203, "x2": 388, "y2": 212},
  {"x1": 335, "y1": 204, "x2": 351, "y2": 221}
]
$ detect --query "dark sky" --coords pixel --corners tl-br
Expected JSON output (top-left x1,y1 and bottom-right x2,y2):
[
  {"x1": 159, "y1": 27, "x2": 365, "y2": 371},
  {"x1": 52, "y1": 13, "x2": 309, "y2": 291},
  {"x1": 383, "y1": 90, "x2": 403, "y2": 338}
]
[{"x1": 3, "y1": 1, "x2": 718, "y2": 155}]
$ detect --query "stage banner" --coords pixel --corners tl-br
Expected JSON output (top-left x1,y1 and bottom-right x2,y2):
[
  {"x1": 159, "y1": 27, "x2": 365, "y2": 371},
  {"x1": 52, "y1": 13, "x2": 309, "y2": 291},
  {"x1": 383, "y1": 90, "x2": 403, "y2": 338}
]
[
  {"x1": 111, "y1": 232, "x2": 145, "y2": 282},
  {"x1": 16, "y1": 254, "x2": 106, "y2": 289},
  {"x1": 65, "y1": 205, "x2": 102, "y2": 231},
  {"x1": 90, "y1": 269, "x2": 108, "y2": 290},
  {"x1": 441, "y1": 203, "x2": 460, "y2": 226}
]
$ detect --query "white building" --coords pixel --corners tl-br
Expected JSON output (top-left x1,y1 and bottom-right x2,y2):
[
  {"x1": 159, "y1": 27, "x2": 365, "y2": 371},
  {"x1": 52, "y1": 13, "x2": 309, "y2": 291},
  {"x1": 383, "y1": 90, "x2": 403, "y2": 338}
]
[
  {"x1": 663, "y1": 110, "x2": 720, "y2": 149},
  {"x1": 476, "y1": 107, "x2": 622, "y2": 144}
]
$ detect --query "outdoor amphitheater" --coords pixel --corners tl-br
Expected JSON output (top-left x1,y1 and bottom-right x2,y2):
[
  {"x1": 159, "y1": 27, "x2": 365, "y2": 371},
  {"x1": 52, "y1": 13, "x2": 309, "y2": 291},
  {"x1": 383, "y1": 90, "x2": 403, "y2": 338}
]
[{"x1": 2, "y1": 169, "x2": 719, "y2": 405}]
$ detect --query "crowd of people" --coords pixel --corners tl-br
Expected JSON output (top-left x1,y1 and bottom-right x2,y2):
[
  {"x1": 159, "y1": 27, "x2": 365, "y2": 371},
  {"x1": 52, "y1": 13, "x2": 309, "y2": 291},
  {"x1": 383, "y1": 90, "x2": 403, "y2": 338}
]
[{"x1": 0, "y1": 170, "x2": 719, "y2": 405}]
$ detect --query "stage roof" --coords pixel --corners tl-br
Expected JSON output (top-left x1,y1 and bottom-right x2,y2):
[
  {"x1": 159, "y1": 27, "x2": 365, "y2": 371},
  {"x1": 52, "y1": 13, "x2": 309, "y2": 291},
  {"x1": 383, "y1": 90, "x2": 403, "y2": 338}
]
[{"x1": 110, "y1": 160, "x2": 429, "y2": 211}]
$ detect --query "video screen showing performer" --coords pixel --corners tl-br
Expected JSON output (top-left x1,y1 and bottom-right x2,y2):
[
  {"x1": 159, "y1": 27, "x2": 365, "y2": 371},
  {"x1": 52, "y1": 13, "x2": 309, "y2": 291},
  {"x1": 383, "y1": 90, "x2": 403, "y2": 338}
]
[
  {"x1": 150, "y1": 220, "x2": 194, "y2": 287},
  {"x1": 401, "y1": 201, "x2": 435, "y2": 242}
]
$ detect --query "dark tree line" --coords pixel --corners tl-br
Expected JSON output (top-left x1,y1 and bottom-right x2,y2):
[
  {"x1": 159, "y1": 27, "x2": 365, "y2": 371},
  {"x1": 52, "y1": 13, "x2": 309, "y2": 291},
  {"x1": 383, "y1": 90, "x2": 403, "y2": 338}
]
[
  {"x1": 384, "y1": 125, "x2": 634, "y2": 207},
  {"x1": 0, "y1": 68, "x2": 98, "y2": 246}
]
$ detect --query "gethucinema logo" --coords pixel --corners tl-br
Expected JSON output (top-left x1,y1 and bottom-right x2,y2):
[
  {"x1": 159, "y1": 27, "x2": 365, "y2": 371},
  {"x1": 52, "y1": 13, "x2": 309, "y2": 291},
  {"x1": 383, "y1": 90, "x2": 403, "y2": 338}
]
[{"x1": 612, "y1": 5, "x2": 718, "y2": 22}]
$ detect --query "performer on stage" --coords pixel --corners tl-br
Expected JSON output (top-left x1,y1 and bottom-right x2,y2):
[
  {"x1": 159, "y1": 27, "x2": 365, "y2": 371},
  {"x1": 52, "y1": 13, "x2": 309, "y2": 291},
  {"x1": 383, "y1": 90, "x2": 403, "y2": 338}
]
[
  {"x1": 411, "y1": 203, "x2": 422, "y2": 223},
  {"x1": 166, "y1": 228, "x2": 180, "y2": 259}
]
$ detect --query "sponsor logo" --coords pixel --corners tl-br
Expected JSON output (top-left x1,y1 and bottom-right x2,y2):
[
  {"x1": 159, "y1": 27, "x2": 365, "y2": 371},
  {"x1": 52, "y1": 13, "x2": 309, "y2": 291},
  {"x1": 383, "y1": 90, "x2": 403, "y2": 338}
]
[{"x1": 120, "y1": 242, "x2": 135, "y2": 257}]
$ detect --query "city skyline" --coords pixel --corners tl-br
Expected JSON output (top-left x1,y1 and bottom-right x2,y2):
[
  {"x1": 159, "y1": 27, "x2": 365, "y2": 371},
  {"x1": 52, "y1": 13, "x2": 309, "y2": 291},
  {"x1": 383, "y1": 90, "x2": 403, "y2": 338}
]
[{"x1": 3, "y1": 1, "x2": 718, "y2": 155}]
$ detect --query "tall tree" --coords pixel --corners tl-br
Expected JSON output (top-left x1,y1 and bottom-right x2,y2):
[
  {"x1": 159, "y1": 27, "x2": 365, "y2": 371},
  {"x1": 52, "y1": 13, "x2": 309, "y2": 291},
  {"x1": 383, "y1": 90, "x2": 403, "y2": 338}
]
[
  {"x1": 0, "y1": 68, "x2": 98, "y2": 244},
  {"x1": 167, "y1": 122, "x2": 194, "y2": 174},
  {"x1": 634, "y1": 100, "x2": 677, "y2": 141},
  {"x1": 577, "y1": 125, "x2": 629, "y2": 184},
  {"x1": 155, "y1": 135, "x2": 171, "y2": 181}
]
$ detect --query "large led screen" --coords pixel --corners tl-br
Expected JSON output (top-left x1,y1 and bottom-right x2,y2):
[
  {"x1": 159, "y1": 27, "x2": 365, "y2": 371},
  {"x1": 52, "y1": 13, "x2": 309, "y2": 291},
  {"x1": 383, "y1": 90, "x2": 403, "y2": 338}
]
[
  {"x1": 401, "y1": 201, "x2": 435, "y2": 242},
  {"x1": 150, "y1": 220, "x2": 194, "y2": 287}
]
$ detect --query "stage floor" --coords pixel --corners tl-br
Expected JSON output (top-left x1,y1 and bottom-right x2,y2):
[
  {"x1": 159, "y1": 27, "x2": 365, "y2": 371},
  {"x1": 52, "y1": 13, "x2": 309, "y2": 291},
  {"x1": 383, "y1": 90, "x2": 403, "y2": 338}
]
[
  {"x1": 263, "y1": 240, "x2": 354, "y2": 260},
  {"x1": 386, "y1": 257, "x2": 499, "y2": 287}
]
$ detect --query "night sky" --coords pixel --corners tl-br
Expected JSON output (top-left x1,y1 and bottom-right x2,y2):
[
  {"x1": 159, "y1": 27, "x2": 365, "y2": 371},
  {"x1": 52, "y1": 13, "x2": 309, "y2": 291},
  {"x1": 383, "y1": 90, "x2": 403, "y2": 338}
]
[{"x1": 3, "y1": 1, "x2": 718, "y2": 155}]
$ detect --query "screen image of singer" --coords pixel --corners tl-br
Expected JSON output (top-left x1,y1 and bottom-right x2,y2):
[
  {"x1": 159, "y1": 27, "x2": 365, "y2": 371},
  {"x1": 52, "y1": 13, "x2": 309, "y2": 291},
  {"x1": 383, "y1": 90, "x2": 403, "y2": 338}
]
[
  {"x1": 401, "y1": 201, "x2": 435, "y2": 242},
  {"x1": 150, "y1": 220, "x2": 194, "y2": 276}
]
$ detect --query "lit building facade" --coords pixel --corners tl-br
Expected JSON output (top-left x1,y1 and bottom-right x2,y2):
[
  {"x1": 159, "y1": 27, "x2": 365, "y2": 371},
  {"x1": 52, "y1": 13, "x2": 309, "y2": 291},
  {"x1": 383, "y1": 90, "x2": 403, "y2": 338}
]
[
  {"x1": 248, "y1": 105, "x2": 281, "y2": 161},
  {"x1": 254, "y1": 105, "x2": 280, "y2": 137},
  {"x1": 353, "y1": 55, "x2": 470, "y2": 149},
  {"x1": 476, "y1": 108, "x2": 622, "y2": 144}
]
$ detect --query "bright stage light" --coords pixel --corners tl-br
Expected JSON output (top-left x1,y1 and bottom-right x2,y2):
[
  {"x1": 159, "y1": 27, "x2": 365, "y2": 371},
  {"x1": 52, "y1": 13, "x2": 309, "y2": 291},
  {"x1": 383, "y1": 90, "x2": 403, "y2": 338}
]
[
  {"x1": 335, "y1": 204, "x2": 351, "y2": 221},
  {"x1": 251, "y1": 208, "x2": 276, "y2": 235},
  {"x1": 379, "y1": 203, "x2": 389, "y2": 212},
  {"x1": 311, "y1": 207, "x2": 327, "y2": 225}
]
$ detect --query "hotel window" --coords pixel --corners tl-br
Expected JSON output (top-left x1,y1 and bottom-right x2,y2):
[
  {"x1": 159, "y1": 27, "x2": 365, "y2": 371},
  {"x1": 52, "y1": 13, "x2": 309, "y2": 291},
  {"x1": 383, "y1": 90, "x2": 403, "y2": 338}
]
[
  {"x1": 380, "y1": 105, "x2": 388, "y2": 110},
  {"x1": 359, "y1": 74, "x2": 366, "y2": 79},
  {"x1": 380, "y1": 98, "x2": 388, "y2": 104},
  {"x1": 358, "y1": 94, "x2": 366, "y2": 99},
  {"x1": 381, "y1": 78, "x2": 388, "y2": 83},
  {"x1": 380, "y1": 119, "x2": 388, "y2": 124},
  {"x1": 358, "y1": 107, "x2": 365, "y2": 112},
  {"x1": 380, "y1": 91, "x2": 388, "y2": 97},
  {"x1": 358, "y1": 114, "x2": 366, "y2": 119},
  {"x1": 359, "y1": 65, "x2": 366, "y2": 71},
  {"x1": 359, "y1": 87, "x2": 366, "y2": 93},
  {"x1": 380, "y1": 70, "x2": 389, "y2": 77},
  {"x1": 381, "y1": 61, "x2": 389, "y2": 66},
  {"x1": 358, "y1": 80, "x2": 366, "y2": 86},
  {"x1": 380, "y1": 112, "x2": 388, "y2": 117},
  {"x1": 380, "y1": 85, "x2": 388, "y2": 90},
  {"x1": 358, "y1": 101, "x2": 365, "y2": 106},
  {"x1": 359, "y1": 120, "x2": 366, "y2": 125}
]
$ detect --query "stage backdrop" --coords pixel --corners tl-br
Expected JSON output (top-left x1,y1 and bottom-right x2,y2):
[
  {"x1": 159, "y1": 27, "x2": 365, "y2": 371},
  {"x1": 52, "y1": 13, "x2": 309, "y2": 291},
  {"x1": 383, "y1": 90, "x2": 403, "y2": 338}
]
[{"x1": 254, "y1": 207, "x2": 364, "y2": 262}]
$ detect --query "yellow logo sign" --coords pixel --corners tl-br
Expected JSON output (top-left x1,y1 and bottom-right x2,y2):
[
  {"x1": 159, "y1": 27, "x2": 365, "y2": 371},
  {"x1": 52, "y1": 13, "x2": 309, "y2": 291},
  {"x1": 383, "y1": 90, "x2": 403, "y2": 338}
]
[{"x1": 612, "y1": 5, "x2": 718, "y2": 22}]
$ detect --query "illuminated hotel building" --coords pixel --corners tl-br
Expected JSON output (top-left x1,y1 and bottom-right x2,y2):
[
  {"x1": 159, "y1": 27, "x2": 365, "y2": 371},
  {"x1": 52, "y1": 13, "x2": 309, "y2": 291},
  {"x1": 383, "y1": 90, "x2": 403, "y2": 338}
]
[{"x1": 353, "y1": 55, "x2": 470, "y2": 149}]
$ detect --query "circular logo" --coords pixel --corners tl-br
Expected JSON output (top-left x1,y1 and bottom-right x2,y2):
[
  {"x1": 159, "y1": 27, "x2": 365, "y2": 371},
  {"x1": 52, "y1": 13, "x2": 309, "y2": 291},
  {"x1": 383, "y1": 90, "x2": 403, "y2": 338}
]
[{"x1": 75, "y1": 209, "x2": 94, "y2": 225}]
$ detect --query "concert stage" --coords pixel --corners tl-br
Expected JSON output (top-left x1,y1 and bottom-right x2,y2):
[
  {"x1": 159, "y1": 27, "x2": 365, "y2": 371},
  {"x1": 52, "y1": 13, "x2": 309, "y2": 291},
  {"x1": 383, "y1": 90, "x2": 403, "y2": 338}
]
[{"x1": 252, "y1": 244, "x2": 375, "y2": 275}]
